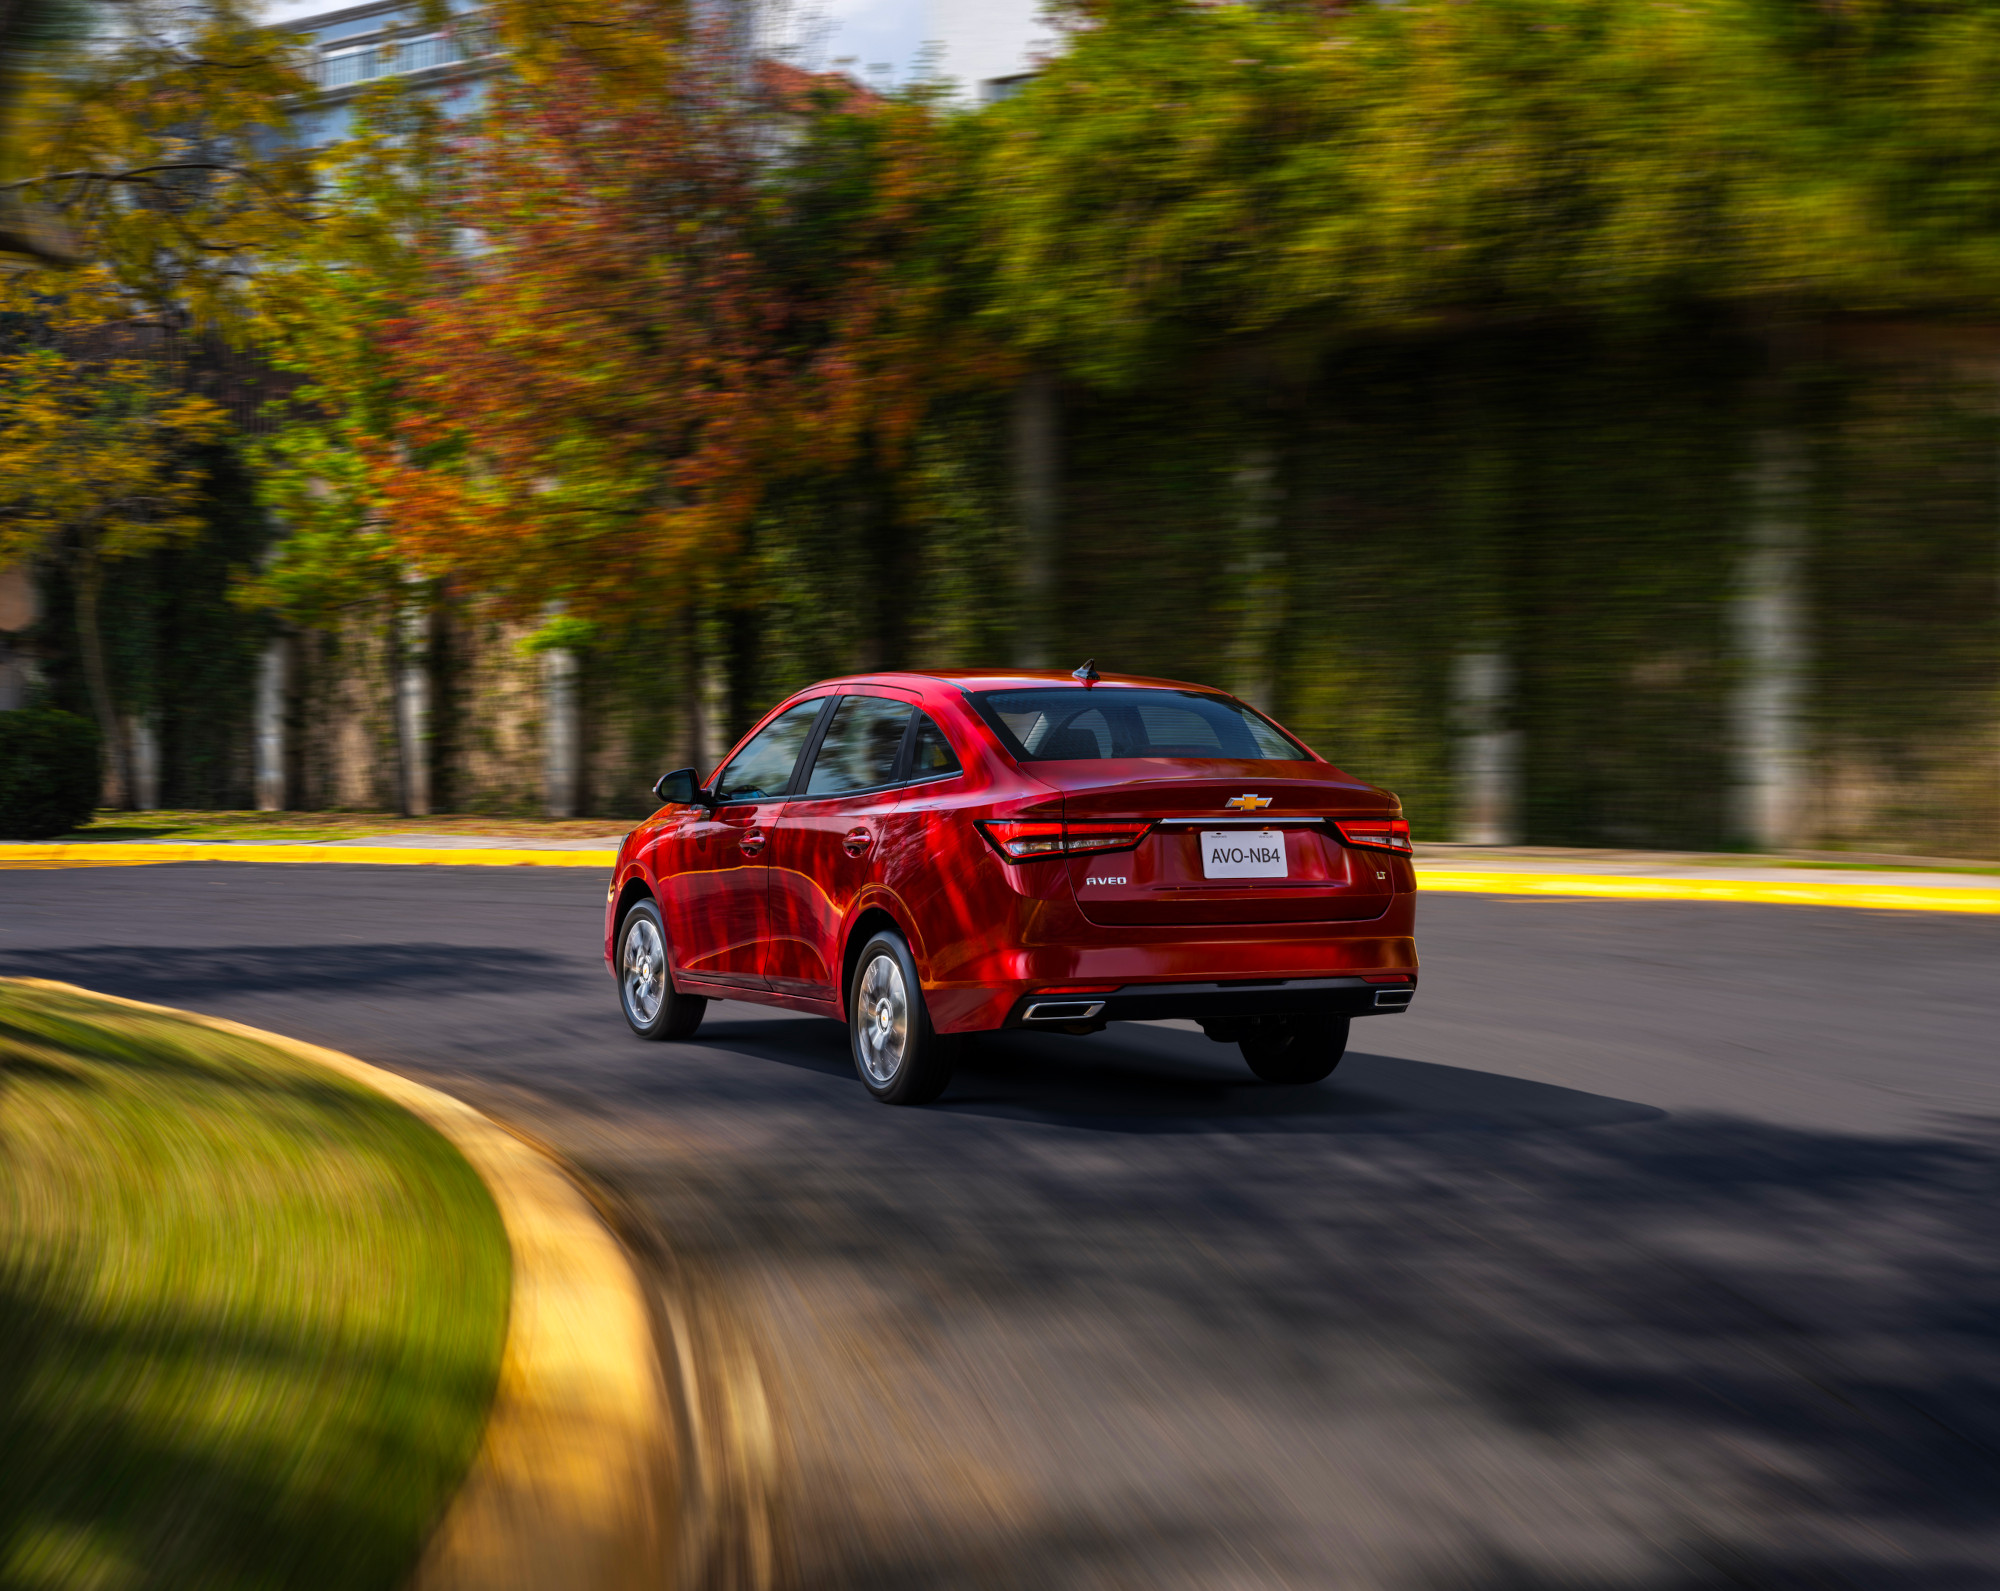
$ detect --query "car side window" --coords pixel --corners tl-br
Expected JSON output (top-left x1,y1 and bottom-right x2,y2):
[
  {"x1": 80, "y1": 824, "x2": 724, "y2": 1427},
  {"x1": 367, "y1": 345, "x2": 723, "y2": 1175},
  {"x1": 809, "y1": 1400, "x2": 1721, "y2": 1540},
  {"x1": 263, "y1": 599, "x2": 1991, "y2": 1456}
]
[
  {"x1": 805, "y1": 695, "x2": 913, "y2": 796},
  {"x1": 908, "y1": 713, "x2": 961, "y2": 778},
  {"x1": 713, "y1": 700, "x2": 826, "y2": 803}
]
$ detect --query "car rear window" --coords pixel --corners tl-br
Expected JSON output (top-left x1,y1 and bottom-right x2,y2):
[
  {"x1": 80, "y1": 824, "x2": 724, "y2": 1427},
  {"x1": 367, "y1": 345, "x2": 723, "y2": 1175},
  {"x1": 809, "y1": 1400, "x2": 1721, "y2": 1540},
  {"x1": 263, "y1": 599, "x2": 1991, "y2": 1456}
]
[{"x1": 968, "y1": 688, "x2": 1310, "y2": 762}]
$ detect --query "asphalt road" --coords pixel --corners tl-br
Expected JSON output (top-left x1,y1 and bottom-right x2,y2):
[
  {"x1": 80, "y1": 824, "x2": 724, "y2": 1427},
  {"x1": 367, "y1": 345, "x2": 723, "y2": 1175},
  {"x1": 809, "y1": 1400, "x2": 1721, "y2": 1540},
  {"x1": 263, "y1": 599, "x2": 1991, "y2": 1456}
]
[{"x1": 4, "y1": 864, "x2": 1998, "y2": 1591}]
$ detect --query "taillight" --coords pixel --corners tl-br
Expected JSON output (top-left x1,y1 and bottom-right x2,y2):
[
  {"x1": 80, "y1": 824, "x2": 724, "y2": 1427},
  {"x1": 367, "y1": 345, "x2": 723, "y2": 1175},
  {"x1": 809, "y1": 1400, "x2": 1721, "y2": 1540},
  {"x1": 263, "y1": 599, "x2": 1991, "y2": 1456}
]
[
  {"x1": 1333, "y1": 818, "x2": 1413, "y2": 854},
  {"x1": 977, "y1": 820, "x2": 1067, "y2": 859},
  {"x1": 977, "y1": 820, "x2": 1151, "y2": 861}
]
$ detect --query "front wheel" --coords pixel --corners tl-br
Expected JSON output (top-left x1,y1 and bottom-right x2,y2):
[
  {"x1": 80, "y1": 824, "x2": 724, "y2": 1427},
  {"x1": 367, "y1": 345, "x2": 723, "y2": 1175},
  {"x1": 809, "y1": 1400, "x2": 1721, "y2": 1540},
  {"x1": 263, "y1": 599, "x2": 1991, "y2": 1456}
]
[
  {"x1": 617, "y1": 899, "x2": 707, "y2": 1041},
  {"x1": 1240, "y1": 1015, "x2": 1349, "y2": 1084},
  {"x1": 848, "y1": 930, "x2": 956, "y2": 1105}
]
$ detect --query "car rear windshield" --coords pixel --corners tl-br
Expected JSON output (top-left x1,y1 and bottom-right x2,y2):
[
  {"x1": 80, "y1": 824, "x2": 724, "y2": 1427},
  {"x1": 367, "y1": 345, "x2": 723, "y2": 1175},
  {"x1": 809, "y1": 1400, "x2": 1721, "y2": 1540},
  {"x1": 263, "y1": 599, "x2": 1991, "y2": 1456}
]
[{"x1": 967, "y1": 688, "x2": 1312, "y2": 762}]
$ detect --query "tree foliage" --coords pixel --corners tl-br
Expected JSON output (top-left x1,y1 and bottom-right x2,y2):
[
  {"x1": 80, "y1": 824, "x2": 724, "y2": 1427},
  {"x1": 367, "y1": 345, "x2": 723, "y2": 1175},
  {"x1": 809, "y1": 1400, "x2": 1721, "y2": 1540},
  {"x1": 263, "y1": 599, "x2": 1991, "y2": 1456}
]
[
  {"x1": 356, "y1": 26, "x2": 1008, "y2": 627},
  {"x1": 985, "y1": 0, "x2": 2000, "y2": 383},
  {"x1": 0, "y1": 0, "x2": 318, "y2": 327}
]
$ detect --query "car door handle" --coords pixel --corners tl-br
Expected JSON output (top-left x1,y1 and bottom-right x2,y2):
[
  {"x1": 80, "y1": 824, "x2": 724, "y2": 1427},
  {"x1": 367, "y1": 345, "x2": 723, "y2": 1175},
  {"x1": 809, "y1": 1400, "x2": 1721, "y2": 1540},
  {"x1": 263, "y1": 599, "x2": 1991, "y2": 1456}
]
[
  {"x1": 843, "y1": 828, "x2": 873, "y2": 857},
  {"x1": 739, "y1": 830, "x2": 767, "y2": 856}
]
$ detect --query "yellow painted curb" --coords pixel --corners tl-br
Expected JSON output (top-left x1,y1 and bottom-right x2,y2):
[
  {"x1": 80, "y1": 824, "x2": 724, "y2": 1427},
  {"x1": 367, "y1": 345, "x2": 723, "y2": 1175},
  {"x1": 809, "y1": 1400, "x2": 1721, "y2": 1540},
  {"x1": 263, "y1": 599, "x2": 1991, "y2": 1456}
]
[
  {"x1": 1420, "y1": 869, "x2": 2000, "y2": 914},
  {"x1": 7, "y1": 843, "x2": 1994, "y2": 913},
  {"x1": 9, "y1": 979, "x2": 669, "y2": 1591},
  {"x1": 0, "y1": 842, "x2": 616, "y2": 868}
]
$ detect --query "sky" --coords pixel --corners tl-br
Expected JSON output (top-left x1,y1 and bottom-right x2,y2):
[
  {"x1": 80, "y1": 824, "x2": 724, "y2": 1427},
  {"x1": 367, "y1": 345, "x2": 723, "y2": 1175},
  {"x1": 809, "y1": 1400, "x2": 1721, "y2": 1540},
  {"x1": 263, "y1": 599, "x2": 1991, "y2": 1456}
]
[{"x1": 255, "y1": 0, "x2": 936, "y2": 84}]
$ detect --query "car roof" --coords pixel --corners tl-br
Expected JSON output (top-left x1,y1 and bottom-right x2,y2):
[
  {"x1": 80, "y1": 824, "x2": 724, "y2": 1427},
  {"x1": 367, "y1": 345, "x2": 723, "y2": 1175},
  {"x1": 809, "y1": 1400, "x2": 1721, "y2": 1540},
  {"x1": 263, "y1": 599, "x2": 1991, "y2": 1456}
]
[{"x1": 808, "y1": 669, "x2": 1228, "y2": 696}]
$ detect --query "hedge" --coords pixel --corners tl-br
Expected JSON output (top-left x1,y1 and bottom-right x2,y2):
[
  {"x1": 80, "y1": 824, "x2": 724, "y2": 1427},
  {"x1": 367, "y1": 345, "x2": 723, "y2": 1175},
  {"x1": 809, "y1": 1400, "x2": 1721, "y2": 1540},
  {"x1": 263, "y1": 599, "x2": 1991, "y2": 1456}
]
[{"x1": 0, "y1": 707, "x2": 100, "y2": 839}]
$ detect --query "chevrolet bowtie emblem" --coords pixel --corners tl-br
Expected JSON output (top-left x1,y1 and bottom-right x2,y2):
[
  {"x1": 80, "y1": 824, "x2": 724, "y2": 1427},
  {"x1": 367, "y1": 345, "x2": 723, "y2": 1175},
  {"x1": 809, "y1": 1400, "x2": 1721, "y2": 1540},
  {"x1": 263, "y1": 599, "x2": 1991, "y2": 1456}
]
[{"x1": 1225, "y1": 794, "x2": 1273, "y2": 811}]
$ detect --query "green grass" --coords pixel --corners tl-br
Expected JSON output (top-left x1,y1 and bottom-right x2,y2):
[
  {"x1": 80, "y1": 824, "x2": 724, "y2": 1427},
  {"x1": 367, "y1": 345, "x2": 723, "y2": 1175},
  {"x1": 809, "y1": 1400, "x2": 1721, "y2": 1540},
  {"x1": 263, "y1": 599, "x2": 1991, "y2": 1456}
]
[
  {"x1": 0, "y1": 982, "x2": 511, "y2": 1591},
  {"x1": 46, "y1": 810, "x2": 630, "y2": 845}
]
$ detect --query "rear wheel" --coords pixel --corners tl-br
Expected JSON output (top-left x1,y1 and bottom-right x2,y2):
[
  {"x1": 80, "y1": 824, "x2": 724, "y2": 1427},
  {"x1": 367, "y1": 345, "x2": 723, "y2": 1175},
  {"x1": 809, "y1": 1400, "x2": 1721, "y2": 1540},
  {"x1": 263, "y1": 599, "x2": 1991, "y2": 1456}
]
[
  {"x1": 848, "y1": 930, "x2": 955, "y2": 1105},
  {"x1": 618, "y1": 899, "x2": 707, "y2": 1041},
  {"x1": 1240, "y1": 1015, "x2": 1349, "y2": 1084}
]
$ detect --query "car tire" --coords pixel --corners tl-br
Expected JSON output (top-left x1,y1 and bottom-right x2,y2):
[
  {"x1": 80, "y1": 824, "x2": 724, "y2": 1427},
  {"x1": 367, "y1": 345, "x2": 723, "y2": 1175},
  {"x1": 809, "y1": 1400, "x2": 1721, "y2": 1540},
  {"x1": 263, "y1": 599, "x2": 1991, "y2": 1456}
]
[
  {"x1": 617, "y1": 898, "x2": 707, "y2": 1041},
  {"x1": 1240, "y1": 1015, "x2": 1349, "y2": 1084},
  {"x1": 848, "y1": 929, "x2": 955, "y2": 1105}
]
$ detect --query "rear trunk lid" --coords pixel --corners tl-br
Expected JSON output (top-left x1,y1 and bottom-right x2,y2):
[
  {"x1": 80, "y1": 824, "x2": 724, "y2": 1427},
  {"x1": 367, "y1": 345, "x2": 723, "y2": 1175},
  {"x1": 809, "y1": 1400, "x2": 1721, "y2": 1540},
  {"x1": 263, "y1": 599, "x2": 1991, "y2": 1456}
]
[{"x1": 1045, "y1": 761, "x2": 1401, "y2": 927}]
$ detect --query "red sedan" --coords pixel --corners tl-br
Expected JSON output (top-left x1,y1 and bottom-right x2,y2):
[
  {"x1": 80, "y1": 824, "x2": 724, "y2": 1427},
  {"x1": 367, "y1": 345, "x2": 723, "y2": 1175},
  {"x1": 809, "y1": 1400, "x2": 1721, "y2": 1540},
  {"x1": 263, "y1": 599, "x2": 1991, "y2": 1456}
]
[{"x1": 605, "y1": 668, "x2": 1417, "y2": 1104}]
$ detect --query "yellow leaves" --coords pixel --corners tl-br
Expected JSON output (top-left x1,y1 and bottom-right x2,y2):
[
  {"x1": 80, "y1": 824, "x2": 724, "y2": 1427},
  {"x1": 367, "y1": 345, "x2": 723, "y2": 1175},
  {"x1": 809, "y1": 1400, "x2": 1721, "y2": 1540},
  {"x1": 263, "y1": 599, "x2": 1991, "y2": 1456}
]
[
  {"x1": 0, "y1": 348, "x2": 224, "y2": 568},
  {"x1": 1, "y1": 2, "x2": 318, "y2": 332}
]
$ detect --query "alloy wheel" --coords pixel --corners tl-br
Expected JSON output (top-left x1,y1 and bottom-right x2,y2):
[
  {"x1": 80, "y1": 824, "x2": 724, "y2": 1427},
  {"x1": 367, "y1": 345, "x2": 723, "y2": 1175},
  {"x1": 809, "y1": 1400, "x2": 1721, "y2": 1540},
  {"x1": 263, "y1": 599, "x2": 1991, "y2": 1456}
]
[
  {"x1": 855, "y1": 952, "x2": 909, "y2": 1084},
  {"x1": 622, "y1": 915, "x2": 666, "y2": 1027}
]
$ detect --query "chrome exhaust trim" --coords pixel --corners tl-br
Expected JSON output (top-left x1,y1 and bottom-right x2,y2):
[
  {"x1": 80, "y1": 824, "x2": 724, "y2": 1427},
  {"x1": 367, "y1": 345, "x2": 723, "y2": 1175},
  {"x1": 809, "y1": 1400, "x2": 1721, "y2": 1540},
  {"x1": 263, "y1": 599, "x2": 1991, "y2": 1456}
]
[{"x1": 1023, "y1": 1000, "x2": 1107, "y2": 1022}]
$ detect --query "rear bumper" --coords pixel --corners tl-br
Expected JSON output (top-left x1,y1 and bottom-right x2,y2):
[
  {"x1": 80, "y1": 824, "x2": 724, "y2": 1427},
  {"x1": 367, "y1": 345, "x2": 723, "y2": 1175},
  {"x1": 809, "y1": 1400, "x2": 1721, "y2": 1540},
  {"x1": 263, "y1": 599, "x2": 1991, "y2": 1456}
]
[{"x1": 1001, "y1": 976, "x2": 1414, "y2": 1028}]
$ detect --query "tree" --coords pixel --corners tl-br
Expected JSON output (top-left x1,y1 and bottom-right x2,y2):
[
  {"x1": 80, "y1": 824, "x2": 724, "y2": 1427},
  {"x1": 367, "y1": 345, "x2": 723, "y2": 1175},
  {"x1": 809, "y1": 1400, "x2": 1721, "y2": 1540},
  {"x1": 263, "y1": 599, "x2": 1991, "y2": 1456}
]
[
  {"x1": 982, "y1": 0, "x2": 2000, "y2": 387},
  {"x1": 0, "y1": 0, "x2": 314, "y2": 804},
  {"x1": 0, "y1": 339, "x2": 222, "y2": 804},
  {"x1": 0, "y1": 0, "x2": 318, "y2": 326},
  {"x1": 363, "y1": 24, "x2": 1008, "y2": 646}
]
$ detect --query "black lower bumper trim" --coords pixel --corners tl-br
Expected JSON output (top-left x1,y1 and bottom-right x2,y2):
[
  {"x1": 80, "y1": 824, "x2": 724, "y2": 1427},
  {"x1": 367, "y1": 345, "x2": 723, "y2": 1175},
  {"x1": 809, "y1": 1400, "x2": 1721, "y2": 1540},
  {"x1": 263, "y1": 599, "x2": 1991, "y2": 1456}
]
[{"x1": 1005, "y1": 977, "x2": 1414, "y2": 1028}]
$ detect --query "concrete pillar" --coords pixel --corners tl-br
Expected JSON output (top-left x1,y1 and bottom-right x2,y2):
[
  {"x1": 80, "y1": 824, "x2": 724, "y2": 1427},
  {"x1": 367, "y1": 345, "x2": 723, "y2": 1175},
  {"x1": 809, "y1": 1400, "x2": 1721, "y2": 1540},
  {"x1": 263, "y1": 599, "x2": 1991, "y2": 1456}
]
[
  {"x1": 1454, "y1": 651, "x2": 1520, "y2": 844},
  {"x1": 699, "y1": 642, "x2": 727, "y2": 774},
  {"x1": 1011, "y1": 370, "x2": 1059, "y2": 670},
  {"x1": 395, "y1": 589, "x2": 430, "y2": 816},
  {"x1": 1731, "y1": 428, "x2": 1809, "y2": 850},
  {"x1": 541, "y1": 644, "x2": 578, "y2": 818},
  {"x1": 127, "y1": 714, "x2": 160, "y2": 810},
  {"x1": 1226, "y1": 442, "x2": 1283, "y2": 712},
  {"x1": 255, "y1": 638, "x2": 287, "y2": 811}
]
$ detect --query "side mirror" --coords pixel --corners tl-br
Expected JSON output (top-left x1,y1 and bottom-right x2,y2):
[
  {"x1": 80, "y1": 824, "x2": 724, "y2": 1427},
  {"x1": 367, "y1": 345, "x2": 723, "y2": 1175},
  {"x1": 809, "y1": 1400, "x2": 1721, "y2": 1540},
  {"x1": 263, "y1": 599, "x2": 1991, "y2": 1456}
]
[{"x1": 652, "y1": 768, "x2": 711, "y2": 808}]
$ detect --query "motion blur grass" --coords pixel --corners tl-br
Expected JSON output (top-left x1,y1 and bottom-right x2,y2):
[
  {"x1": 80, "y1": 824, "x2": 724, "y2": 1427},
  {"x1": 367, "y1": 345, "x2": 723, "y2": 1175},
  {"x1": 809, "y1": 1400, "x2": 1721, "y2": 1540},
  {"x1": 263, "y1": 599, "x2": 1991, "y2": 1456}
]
[
  {"x1": 51, "y1": 809, "x2": 632, "y2": 844},
  {"x1": 0, "y1": 981, "x2": 510, "y2": 1591}
]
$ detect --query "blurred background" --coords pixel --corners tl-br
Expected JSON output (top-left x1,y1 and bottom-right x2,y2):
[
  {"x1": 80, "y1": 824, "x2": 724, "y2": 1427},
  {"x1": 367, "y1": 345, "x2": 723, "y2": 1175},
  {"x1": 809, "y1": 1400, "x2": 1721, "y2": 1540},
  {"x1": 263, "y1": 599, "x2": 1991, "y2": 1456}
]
[{"x1": 2, "y1": 0, "x2": 1997, "y2": 857}]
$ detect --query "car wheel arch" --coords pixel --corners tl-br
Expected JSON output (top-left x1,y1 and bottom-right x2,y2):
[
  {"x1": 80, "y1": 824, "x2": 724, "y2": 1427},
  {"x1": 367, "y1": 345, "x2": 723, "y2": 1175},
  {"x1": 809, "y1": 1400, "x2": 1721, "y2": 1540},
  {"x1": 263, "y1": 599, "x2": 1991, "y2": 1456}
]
[
  {"x1": 840, "y1": 905, "x2": 917, "y2": 1019},
  {"x1": 612, "y1": 875, "x2": 658, "y2": 955}
]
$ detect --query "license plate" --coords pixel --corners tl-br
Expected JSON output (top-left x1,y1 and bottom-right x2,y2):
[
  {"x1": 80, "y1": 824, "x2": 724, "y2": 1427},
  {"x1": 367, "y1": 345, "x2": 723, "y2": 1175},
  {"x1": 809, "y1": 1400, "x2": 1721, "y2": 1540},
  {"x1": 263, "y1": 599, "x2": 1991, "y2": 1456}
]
[{"x1": 1200, "y1": 830, "x2": 1288, "y2": 879}]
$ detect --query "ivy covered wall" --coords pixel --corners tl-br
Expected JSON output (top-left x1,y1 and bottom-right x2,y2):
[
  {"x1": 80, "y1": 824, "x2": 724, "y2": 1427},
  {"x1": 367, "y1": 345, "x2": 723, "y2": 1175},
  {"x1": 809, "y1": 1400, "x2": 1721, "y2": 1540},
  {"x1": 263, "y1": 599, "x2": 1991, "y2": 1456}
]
[{"x1": 15, "y1": 328, "x2": 1993, "y2": 862}]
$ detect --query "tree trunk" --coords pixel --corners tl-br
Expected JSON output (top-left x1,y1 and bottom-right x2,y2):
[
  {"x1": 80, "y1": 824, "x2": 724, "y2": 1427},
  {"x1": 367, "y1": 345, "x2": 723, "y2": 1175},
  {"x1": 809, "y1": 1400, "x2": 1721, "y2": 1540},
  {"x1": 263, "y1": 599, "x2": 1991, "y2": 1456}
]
[{"x1": 71, "y1": 549, "x2": 130, "y2": 810}]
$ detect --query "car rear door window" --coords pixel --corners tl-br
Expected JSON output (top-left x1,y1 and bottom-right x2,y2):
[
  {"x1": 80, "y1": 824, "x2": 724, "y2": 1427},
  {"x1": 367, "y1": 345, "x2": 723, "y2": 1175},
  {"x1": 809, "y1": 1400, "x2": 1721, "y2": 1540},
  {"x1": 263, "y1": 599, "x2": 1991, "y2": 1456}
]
[
  {"x1": 713, "y1": 699, "x2": 827, "y2": 802},
  {"x1": 805, "y1": 695, "x2": 913, "y2": 796},
  {"x1": 908, "y1": 713, "x2": 962, "y2": 778}
]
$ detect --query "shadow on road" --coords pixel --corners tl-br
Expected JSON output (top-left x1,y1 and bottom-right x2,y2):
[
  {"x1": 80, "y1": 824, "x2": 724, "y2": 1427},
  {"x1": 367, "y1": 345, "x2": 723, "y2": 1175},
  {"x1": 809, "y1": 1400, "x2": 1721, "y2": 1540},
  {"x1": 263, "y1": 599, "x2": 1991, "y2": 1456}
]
[
  {"x1": 582, "y1": 1025, "x2": 2000, "y2": 1590},
  {"x1": 0, "y1": 944, "x2": 572, "y2": 1002},
  {"x1": 681, "y1": 1012, "x2": 1664, "y2": 1134}
]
